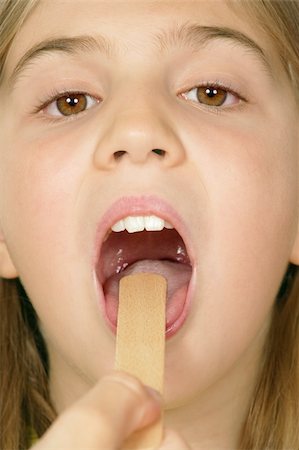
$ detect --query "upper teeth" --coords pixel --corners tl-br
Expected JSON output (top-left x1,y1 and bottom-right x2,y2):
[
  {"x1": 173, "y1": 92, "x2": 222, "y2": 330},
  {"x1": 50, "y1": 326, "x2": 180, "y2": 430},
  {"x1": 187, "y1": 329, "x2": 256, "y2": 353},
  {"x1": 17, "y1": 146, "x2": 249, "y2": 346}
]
[{"x1": 111, "y1": 215, "x2": 174, "y2": 233}]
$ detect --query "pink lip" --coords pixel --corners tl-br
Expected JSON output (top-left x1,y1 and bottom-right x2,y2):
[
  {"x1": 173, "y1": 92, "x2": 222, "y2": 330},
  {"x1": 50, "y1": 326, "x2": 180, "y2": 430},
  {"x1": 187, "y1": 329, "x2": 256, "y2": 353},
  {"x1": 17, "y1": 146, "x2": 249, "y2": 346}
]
[{"x1": 93, "y1": 194, "x2": 197, "y2": 338}]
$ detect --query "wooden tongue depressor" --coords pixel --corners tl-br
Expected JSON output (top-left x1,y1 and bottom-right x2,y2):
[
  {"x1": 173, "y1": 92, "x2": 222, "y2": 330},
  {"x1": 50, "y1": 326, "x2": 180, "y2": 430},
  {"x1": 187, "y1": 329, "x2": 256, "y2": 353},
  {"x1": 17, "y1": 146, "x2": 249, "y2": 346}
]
[{"x1": 115, "y1": 273, "x2": 167, "y2": 450}]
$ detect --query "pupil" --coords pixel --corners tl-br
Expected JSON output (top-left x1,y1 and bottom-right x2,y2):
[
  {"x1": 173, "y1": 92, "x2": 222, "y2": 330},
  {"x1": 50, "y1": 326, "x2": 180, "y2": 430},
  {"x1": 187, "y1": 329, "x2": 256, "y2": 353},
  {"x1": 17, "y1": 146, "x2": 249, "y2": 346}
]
[
  {"x1": 206, "y1": 88, "x2": 218, "y2": 98},
  {"x1": 66, "y1": 96, "x2": 79, "y2": 106}
]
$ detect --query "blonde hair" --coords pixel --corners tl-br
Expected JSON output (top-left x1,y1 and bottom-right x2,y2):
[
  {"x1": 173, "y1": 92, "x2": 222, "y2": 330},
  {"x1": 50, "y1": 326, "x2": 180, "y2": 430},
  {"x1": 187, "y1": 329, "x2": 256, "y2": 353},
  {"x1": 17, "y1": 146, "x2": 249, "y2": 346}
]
[
  {"x1": 0, "y1": 0, "x2": 39, "y2": 82},
  {"x1": 0, "y1": 1, "x2": 298, "y2": 449},
  {"x1": 231, "y1": 0, "x2": 299, "y2": 100}
]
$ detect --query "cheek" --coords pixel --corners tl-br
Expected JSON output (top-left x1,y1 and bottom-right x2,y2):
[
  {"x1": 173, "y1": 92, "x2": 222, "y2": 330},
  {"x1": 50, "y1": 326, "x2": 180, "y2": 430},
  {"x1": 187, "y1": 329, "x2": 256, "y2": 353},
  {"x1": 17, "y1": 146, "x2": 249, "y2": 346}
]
[
  {"x1": 0, "y1": 129, "x2": 92, "y2": 282},
  {"x1": 165, "y1": 112, "x2": 298, "y2": 397},
  {"x1": 178, "y1": 110, "x2": 298, "y2": 268},
  {"x1": 0, "y1": 130, "x2": 114, "y2": 377}
]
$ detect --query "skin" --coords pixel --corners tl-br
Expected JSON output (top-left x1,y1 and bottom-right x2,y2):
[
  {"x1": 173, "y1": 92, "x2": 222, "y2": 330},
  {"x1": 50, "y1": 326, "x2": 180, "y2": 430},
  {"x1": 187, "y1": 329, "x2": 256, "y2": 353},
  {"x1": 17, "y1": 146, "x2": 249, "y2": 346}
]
[{"x1": 0, "y1": 0, "x2": 299, "y2": 448}]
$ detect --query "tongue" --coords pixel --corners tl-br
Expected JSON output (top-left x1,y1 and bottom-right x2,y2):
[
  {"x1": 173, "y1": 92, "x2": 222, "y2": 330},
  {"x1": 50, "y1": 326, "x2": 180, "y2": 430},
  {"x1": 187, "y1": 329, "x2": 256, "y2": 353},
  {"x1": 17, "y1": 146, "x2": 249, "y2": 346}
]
[{"x1": 103, "y1": 259, "x2": 192, "y2": 328}]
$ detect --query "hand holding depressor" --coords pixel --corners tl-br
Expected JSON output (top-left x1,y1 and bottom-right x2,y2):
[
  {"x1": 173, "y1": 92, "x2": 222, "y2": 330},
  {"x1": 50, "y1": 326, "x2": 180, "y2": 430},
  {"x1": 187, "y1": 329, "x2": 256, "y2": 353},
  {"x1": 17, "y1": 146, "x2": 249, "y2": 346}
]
[{"x1": 30, "y1": 371, "x2": 191, "y2": 450}]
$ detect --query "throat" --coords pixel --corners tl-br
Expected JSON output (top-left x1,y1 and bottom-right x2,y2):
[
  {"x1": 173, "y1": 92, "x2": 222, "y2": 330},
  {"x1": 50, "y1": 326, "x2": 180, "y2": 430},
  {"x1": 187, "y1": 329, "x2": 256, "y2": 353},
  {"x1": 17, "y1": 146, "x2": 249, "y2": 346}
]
[
  {"x1": 98, "y1": 228, "x2": 191, "y2": 284},
  {"x1": 97, "y1": 228, "x2": 193, "y2": 335}
]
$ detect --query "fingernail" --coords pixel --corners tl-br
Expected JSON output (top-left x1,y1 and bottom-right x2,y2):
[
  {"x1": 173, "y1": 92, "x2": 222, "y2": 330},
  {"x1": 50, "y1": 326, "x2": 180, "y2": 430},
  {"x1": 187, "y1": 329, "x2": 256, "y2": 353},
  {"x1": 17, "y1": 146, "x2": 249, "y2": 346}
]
[{"x1": 145, "y1": 386, "x2": 162, "y2": 403}]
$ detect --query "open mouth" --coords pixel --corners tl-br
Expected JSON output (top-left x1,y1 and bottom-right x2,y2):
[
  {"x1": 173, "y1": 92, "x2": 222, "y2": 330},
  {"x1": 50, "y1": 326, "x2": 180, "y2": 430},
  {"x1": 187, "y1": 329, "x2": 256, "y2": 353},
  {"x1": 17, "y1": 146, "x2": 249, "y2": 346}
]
[{"x1": 95, "y1": 214, "x2": 194, "y2": 338}]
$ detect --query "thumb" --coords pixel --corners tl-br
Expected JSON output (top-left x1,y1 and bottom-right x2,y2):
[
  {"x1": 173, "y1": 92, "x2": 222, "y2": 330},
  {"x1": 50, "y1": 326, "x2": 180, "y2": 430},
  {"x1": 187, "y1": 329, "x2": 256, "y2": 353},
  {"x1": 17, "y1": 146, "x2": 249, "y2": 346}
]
[{"x1": 33, "y1": 371, "x2": 162, "y2": 450}]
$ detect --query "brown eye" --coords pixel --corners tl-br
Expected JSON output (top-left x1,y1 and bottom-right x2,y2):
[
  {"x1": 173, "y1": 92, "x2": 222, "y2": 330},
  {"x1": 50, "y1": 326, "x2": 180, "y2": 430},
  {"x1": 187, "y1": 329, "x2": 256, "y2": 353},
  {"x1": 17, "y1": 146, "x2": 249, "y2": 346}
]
[
  {"x1": 196, "y1": 86, "x2": 227, "y2": 106},
  {"x1": 43, "y1": 92, "x2": 99, "y2": 118},
  {"x1": 56, "y1": 93, "x2": 88, "y2": 116},
  {"x1": 182, "y1": 84, "x2": 240, "y2": 109}
]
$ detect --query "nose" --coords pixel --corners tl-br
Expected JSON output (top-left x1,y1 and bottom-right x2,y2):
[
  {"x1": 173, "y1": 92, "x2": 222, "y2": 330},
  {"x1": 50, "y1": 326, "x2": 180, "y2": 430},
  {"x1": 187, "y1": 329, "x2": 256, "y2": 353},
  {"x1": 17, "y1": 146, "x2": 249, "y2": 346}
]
[{"x1": 93, "y1": 105, "x2": 186, "y2": 171}]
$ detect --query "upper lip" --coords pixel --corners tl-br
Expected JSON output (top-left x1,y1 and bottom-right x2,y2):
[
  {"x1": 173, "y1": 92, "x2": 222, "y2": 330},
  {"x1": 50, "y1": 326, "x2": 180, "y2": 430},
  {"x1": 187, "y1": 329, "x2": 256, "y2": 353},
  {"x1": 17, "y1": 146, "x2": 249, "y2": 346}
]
[{"x1": 93, "y1": 194, "x2": 196, "y2": 278}]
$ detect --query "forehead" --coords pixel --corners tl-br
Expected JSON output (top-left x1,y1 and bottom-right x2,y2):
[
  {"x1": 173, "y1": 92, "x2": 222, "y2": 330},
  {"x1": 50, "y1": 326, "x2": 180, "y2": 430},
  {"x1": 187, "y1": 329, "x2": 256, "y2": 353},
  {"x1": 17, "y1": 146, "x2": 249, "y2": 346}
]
[{"x1": 6, "y1": 0, "x2": 279, "y2": 61}]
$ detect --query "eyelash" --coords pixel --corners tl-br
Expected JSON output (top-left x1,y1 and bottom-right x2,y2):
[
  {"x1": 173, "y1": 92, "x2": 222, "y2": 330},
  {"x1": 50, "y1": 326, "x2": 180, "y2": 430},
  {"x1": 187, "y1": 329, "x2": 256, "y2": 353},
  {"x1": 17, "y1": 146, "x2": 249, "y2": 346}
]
[
  {"x1": 32, "y1": 80, "x2": 247, "y2": 122},
  {"x1": 179, "y1": 80, "x2": 247, "y2": 112},
  {"x1": 32, "y1": 88, "x2": 101, "y2": 118}
]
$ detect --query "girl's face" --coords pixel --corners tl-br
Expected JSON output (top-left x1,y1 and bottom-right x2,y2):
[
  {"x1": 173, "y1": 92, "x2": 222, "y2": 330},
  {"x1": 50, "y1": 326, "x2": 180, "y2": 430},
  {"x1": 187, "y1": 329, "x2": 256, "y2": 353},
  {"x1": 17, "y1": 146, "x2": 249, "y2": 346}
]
[{"x1": 0, "y1": 0, "x2": 298, "y2": 414}]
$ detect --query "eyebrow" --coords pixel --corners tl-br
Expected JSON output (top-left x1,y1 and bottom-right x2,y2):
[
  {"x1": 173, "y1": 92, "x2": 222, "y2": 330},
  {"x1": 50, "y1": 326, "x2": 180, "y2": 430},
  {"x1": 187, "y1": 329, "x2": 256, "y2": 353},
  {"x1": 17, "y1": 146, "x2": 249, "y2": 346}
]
[{"x1": 8, "y1": 23, "x2": 273, "y2": 88}]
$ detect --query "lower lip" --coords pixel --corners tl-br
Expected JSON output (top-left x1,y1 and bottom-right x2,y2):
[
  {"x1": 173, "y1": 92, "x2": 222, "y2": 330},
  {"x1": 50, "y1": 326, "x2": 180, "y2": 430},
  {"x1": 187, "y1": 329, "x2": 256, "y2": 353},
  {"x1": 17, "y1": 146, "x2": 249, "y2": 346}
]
[{"x1": 95, "y1": 267, "x2": 196, "y2": 339}]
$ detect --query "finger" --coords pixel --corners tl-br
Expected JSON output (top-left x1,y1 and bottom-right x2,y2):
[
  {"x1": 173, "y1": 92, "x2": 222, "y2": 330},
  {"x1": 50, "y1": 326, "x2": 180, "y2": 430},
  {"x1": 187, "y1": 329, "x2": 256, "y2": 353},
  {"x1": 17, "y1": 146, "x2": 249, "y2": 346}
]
[
  {"x1": 159, "y1": 428, "x2": 191, "y2": 450},
  {"x1": 35, "y1": 371, "x2": 162, "y2": 450}
]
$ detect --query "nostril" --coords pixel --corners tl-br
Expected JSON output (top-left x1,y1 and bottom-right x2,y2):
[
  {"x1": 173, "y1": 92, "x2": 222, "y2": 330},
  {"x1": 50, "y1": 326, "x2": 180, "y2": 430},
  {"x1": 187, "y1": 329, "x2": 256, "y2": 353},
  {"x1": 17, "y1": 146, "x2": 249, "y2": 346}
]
[
  {"x1": 114, "y1": 149, "x2": 165, "y2": 160},
  {"x1": 152, "y1": 149, "x2": 166, "y2": 156},
  {"x1": 114, "y1": 150, "x2": 127, "y2": 160}
]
